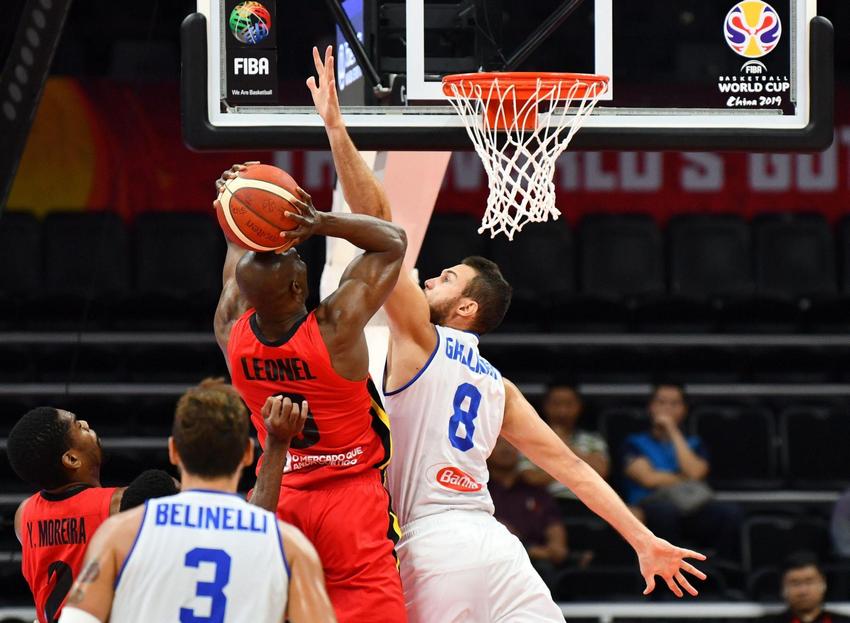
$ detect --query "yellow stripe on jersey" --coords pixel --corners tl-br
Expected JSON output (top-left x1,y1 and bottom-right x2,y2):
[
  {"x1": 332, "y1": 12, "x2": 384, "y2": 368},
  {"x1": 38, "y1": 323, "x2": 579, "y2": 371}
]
[{"x1": 367, "y1": 378, "x2": 393, "y2": 471}]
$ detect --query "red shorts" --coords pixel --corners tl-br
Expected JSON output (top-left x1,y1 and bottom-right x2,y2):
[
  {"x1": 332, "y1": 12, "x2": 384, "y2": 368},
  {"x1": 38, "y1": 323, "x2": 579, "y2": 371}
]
[{"x1": 276, "y1": 470, "x2": 407, "y2": 623}]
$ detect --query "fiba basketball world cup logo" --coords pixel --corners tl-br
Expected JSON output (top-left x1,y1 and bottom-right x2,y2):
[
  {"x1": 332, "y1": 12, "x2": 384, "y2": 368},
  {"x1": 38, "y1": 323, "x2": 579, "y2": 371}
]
[
  {"x1": 229, "y1": 1, "x2": 272, "y2": 45},
  {"x1": 724, "y1": 1, "x2": 781, "y2": 58}
]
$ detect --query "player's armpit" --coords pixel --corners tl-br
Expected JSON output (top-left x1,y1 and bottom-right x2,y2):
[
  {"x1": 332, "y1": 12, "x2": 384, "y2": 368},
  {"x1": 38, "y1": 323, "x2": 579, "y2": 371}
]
[
  {"x1": 108, "y1": 487, "x2": 126, "y2": 516},
  {"x1": 279, "y1": 522, "x2": 337, "y2": 623},
  {"x1": 58, "y1": 517, "x2": 120, "y2": 623}
]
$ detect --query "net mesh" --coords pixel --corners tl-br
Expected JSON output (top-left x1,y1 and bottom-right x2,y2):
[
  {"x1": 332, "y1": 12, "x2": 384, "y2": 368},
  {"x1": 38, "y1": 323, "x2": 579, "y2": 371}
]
[{"x1": 443, "y1": 75, "x2": 608, "y2": 240}]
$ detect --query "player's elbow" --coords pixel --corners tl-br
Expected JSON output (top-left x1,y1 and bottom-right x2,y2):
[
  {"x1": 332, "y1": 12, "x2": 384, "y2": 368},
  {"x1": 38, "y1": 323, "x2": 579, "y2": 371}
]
[{"x1": 387, "y1": 224, "x2": 407, "y2": 259}]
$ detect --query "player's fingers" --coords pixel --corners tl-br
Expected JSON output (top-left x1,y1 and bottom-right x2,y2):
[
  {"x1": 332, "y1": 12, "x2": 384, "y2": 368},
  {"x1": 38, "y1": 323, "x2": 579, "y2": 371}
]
[
  {"x1": 270, "y1": 395, "x2": 283, "y2": 419},
  {"x1": 296, "y1": 186, "x2": 312, "y2": 202},
  {"x1": 243, "y1": 161, "x2": 260, "y2": 166},
  {"x1": 676, "y1": 572, "x2": 698, "y2": 597},
  {"x1": 260, "y1": 396, "x2": 273, "y2": 418},
  {"x1": 306, "y1": 76, "x2": 318, "y2": 94},
  {"x1": 680, "y1": 548, "x2": 707, "y2": 562},
  {"x1": 300, "y1": 401, "x2": 308, "y2": 419},
  {"x1": 664, "y1": 575, "x2": 684, "y2": 598},
  {"x1": 283, "y1": 211, "x2": 310, "y2": 226},
  {"x1": 681, "y1": 562, "x2": 707, "y2": 581},
  {"x1": 642, "y1": 574, "x2": 656, "y2": 596},
  {"x1": 312, "y1": 46, "x2": 324, "y2": 80}
]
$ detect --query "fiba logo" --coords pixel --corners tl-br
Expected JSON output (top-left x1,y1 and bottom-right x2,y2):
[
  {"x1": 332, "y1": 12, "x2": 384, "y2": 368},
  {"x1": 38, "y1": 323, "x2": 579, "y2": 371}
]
[
  {"x1": 229, "y1": 1, "x2": 272, "y2": 45},
  {"x1": 234, "y1": 57, "x2": 270, "y2": 75},
  {"x1": 724, "y1": 1, "x2": 782, "y2": 59}
]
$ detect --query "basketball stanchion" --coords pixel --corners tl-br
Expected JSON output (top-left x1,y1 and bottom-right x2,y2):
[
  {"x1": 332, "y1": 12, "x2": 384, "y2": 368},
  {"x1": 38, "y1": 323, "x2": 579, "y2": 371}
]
[{"x1": 442, "y1": 72, "x2": 608, "y2": 240}]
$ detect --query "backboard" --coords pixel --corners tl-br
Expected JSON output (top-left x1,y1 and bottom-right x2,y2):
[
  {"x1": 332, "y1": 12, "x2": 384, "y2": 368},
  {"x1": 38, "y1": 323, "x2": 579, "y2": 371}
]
[{"x1": 181, "y1": 0, "x2": 833, "y2": 151}]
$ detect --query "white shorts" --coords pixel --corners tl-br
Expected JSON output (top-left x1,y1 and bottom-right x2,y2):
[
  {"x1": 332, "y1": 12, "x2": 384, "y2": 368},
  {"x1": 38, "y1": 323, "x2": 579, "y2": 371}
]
[{"x1": 397, "y1": 510, "x2": 564, "y2": 623}]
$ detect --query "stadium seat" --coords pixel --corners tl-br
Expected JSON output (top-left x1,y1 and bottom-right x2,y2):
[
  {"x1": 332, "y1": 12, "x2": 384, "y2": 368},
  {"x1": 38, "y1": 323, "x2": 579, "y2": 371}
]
[
  {"x1": 649, "y1": 214, "x2": 754, "y2": 332},
  {"x1": 36, "y1": 212, "x2": 130, "y2": 329},
  {"x1": 417, "y1": 215, "x2": 486, "y2": 285},
  {"x1": 0, "y1": 212, "x2": 41, "y2": 329},
  {"x1": 780, "y1": 406, "x2": 850, "y2": 488},
  {"x1": 725, "y1": 213, "x2": 837, "y2": 332},
  {"x1": 689, "y1": 406, "x2": 780, "y2": 490},
  {"x1": 127, "y1": 344, "x2": 227, "y2": 382},
  {"x1": 742, "y1": 516, "x2": 830, "y2": 572},
  {"x1": 597, "y1": 407, "x2": 650, "y2": 485},
  {"x1": 746, "y1": 566, "x2": 780, "y2": 600},
  {"x1": 487, "y1": 221, "x2": 574, "y2": 330},
  {"x1": 564, "y1": 519, "x2": 634, "y2": 565},
  {"x1": 118, "y1": 213, "x2": 223, "y2": 330},
  {"x1": 553, "y1": 566, "x2": 643, "y2": 601},
  {"x1": 552, "y1": 215, "x2": 663, "y2": 331}
]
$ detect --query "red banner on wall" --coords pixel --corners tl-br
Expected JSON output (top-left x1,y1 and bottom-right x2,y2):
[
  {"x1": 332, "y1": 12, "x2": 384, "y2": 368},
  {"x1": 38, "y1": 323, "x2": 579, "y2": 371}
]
[{"x1": 7, "y1": 79, "x2": 850, "y2": 224}]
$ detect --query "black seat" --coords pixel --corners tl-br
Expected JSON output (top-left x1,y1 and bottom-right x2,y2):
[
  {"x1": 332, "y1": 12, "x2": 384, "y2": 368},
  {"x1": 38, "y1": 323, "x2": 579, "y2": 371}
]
[
  {"x1": 564, "y1": 519, "x2": 634, "y2": 565},
  {"x1": 417, "y1": 215, "x2": 486, "y2": 284},
  {"x1": 35, "y1": 212, "x2": 130, "y2": 329},
  {"x1": 553, "y1": 215, "x2": 663, "y2": 331},
  {"x1": 0, "y1": 212, "x2": 41, "y2": 329},
  {"x1": 118, "y1": 213, "x2": 223, "y2": 330},
  {"x1": 656, "y1": 214, "x2": 754, "y2": 332},
  {"x1": 689, "y1": 405, "x2": 780, "y2": 490},
  {"x1": 553, "y1": 566, "x2": 643, "y2": 601},
  {"x1": 597, "y1": 407, "x2": 650, "y2": 486},
  {"x1": 780, "y1": 406, "x2": 850, "y2": 488},
  {"x1": 728, "y1": 213, "x2": 837, "y2": 332},
  {"x1": 742, "y1": 516, "x2": 830, "y2": 571},
  {"x1": 487, "y1": 222, "x2": 574, "y2": 330}
]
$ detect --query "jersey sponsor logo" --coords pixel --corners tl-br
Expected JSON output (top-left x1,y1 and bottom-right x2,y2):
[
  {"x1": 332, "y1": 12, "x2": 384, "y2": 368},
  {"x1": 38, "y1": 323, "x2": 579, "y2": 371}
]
[{"x1": 436, "y1": 466, "x2": 482, "y2": 492}]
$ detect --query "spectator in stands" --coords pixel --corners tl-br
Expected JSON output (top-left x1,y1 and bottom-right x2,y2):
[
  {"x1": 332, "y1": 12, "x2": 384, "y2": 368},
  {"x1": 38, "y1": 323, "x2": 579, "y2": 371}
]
[
  {"x1": 520, "y1": 382, "x2": 610, "y2": 497},
  {"x1": 488, "y1": 437, "x2": 569, "y2": 585},
  {"x1": 831, "y1": 488, "x2": 850, "y2": 559},
  {"x1": 622, "y1": 383, "x2": 742, "y2": 561},
  {"x1": 761, "y1": 550, "x2": 850, "y2": 623}
]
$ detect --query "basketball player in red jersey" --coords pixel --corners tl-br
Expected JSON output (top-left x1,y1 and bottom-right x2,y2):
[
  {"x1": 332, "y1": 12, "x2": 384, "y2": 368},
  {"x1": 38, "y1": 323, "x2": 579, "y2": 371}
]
[
  {"x1": 214, "y1": 174, "x2": 408, "y2": 620},
  {"x1": 9, "y1": 386, "x2": 303, "y2": 623}
]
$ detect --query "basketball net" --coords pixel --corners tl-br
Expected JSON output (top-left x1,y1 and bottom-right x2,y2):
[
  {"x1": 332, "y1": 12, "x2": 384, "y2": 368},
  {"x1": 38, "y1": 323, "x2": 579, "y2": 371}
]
[{"x1": 443, "y1": 73, "x2": 608, "y2": 240}]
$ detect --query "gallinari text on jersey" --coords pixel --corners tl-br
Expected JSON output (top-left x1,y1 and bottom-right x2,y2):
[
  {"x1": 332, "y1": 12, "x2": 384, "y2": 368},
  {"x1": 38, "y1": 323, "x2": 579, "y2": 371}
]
[{"x1": 444, "y1": 335, "x2": 501, "y2": 380}]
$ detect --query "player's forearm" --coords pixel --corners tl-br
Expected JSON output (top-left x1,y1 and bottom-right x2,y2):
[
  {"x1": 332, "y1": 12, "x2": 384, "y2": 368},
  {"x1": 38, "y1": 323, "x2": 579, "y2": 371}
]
[
  {"x1": 316, "y1": 212, "x2": 406, "y2": 257},
  {"x1": 250, "y1": 441, "x2": 288, "y2": 513},
  {"x1": 325, "y1": 125, "x2": 392, "y2": 221},
  {"x1": 222, "y1": 240, "x2": 249, "y2": 286}
]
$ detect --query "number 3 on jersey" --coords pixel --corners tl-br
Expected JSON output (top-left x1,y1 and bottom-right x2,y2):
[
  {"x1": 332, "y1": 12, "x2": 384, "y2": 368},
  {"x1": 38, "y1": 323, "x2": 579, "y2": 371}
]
[
  {"x1": 180, "y1": 548, "x2": 231, "y2": 623},
  {"x1": 448, "y1": 383, "x2": 481, "y2": 451}
]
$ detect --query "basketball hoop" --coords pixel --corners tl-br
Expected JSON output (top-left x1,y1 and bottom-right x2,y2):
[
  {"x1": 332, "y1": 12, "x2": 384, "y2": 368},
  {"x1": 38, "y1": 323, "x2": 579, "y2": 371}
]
[{"x1": 442, "y1": 72, "x2": 608, "y2": 240}]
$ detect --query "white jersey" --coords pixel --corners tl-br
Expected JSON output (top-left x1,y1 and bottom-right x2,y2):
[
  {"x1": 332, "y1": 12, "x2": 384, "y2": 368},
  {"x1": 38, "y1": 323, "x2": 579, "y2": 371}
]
[
  {"x1": 111, "y1": 490, "x2": 288, "y2": 623},
  {"x1": 385, "y1": 325, "x2": 505, "y2": 527}
]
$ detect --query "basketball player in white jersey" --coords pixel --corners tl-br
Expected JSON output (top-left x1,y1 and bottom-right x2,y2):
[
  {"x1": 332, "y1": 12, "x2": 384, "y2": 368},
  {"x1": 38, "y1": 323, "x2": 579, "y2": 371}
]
[
  {"x1": 303, "y1": 46, "x2": 708, "y2": 621},
  {"x1": 57, "y1": 381, "x2": 336, "y2": 623}
]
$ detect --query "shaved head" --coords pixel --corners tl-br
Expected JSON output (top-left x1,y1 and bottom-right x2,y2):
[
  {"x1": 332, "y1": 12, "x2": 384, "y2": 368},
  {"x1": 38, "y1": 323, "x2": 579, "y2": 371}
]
[{"x1": 235, "y1": 248, "x2": 308, "y2": 316}]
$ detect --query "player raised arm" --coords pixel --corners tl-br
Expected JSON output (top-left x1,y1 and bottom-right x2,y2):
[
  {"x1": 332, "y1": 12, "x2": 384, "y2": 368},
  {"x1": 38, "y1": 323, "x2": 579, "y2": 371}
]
[
  {"x1": 306, "y1": 45, "x2": 435, "y2": 355},
  {"x1": 214, "y1": 163, "x2": 256, "y2": 356},
  {"x1": 279, "y1": 522, "x2": 337, "y2": 622},
  {"x1": 250, "y1": 395, "x2": 307, "y2": 513},
  {"x1": 499, "y1": 378, "x2": 708, "y2": 599},
  {"x1": 281, "y1": 190, "x2": 407, "y2": 380}
]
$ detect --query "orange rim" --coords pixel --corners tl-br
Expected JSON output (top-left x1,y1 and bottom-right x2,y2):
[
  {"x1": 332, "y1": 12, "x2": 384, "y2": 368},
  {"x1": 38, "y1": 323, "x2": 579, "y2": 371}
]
[{"x1": 442, "y1": 71, "x2": 608, "y2": 100}]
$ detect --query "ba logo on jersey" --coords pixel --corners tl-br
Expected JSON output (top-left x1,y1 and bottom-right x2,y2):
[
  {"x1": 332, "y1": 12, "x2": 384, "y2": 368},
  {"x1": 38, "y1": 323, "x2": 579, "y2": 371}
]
[
  {"x1": 724, "y1": 1, "x2": 782, "y2": 59},
  {"x1": 436, "y1": 466, "x2": 482, "y2": 492}
]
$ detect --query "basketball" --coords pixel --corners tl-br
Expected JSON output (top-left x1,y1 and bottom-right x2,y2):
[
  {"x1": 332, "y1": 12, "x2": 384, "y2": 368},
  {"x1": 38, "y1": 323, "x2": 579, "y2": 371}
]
[{"x1": 215, "y1": 163, "x2": 301, "y2": 252}]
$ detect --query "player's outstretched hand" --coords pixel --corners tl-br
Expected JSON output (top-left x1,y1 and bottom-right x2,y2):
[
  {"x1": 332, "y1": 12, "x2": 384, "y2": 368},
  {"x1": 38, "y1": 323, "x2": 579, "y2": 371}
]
[
  {"x1": 262, "y1": 395, "x2": 308, "y2": 445},
  {"x1": 215, "y1": 161, "x2": 260, "y2": 194},
  {"x1": 280, "y1": 187, "x2": 322, "y2": 248},
  {"x1": 637, "y1": 537, "x2": 706, "y2": 598},
  {"x1": 306, "y1": 45, "x2": 343, "y2": 130}
]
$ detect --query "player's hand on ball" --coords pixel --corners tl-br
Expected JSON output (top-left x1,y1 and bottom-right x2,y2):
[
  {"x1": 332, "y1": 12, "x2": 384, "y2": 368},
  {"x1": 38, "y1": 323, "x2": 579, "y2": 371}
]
[
  {"x1": 306, "y1": 45, "x2": 343, "y2": 130},
  {"x1": 262, "y1": 395, "x2": 308, "y2": 444},
  {"x1": 637, "y1": 537, "x2": 706, "y2": 598},
  {"x1": 215, "y1": 161, "x2": 261, "y2": 194},
  {"x1": 279, "y1": 187, "x2": 322, "y2": 249}
]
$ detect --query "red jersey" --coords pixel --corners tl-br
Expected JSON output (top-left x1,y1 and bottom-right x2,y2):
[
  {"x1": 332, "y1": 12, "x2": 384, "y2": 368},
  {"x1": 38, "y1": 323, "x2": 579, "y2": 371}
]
[
  {"x1": 228, "y1": 309, "x2": 391, "y2": 488},
  {"x1": 20, "y1": 485, "x2": 116, "y2": 623}
]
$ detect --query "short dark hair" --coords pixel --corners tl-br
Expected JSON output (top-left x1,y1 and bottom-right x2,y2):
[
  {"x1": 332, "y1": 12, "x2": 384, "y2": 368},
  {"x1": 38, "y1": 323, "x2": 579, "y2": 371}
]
[
  {"x1": 546, "y1": 377, "x2": 581, "y2": 397},
  {"x1": 120, "y1": 469, "x2": 180, "y2": 511},
  {"x1": 172, "y1": 382, "x2": 250, "y2": 478},
  {"x1": 461, "y1": 256, "x2": 512, "y2": 335},
  {"x1": 783, "y1": 550, "x2": 824, "y2": 576},
  {"x1": 7, "y1": 407, "x2": 72, "y2": 490}
]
